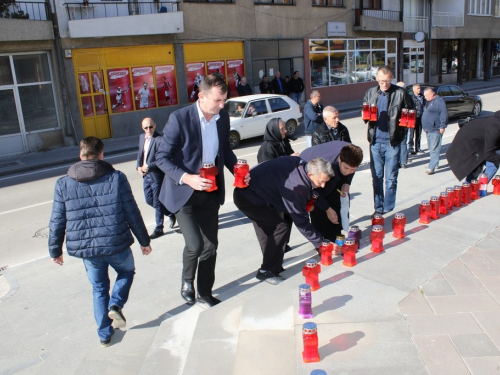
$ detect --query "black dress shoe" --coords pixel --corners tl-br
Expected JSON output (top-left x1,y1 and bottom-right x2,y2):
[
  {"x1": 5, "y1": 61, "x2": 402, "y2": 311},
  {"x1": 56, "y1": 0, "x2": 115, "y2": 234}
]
[
  {"x1": 149, "y1": 230, "x2": 164, "y2": 240},
  {"x1": 284, "y1": 245, "x2": 293, "y2": 253},
  {"x1": 196, "y1": 294, "x2": 221, "y2": 308},
  {"x1": 169, "y1": 215, "x2": 176, "y2": 229},
  {"x1": 181, "y1": 281, "x2": 196, "y2": 305}
]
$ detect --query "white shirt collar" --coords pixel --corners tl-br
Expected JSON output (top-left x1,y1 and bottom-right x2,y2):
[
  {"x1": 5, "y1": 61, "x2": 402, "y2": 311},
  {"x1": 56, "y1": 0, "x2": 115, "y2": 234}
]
[{"x1": 196, "y1": 100, "x2": 220, "y2": 124}]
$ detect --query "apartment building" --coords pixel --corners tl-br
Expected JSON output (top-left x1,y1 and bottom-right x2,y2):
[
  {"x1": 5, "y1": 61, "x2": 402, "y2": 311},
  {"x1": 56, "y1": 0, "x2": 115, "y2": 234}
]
[{"x1": 1, "y1": 0, "x2": 499, "y2": 155}]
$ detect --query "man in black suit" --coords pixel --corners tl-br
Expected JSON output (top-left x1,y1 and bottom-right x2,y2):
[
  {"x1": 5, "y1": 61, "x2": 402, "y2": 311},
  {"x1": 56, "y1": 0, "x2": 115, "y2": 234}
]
[
  {"x1": 271, "y1": 71, "x2": 286, "y2": 95},
  {"x1": 156, "y1": 74, "x2": 249, "y2": 308},
  {"x1": 137, "y1": 118, "x2": 176, "y2": 240}
]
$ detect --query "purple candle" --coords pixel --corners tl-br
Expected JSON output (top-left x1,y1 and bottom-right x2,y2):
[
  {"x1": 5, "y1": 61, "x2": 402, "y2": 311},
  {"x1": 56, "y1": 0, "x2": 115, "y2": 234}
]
[{"x1": 298, "y1": 284, "x2": 313, "y2": 319}]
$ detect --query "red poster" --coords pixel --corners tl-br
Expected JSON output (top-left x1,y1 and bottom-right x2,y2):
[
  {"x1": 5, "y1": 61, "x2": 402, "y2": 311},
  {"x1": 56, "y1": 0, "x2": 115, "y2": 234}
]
[
  {"x1": 207, "y1": 61, "x2": 226, "y2": 82},
  {"x1": 78, "y1": 73, "x2": 90, "y2": 95},
  {"x1": 91, "y1": 72, "x2": 104, "y2": 93},
  {"x1": 132, "y1": 66, "x2": 156, "y2": 110},
  {"x1": 107, "y1": 68, "x2": 133, "y2": 114},
  {"x1": 185, "y1": 62, "x2": 205, "y2": 103},
  {"x1": 81, "y1": 96, "x2": 94, "y2": 117},
  {"x1": 227, "y1": 60, "x2": 244, "y2": 98},
  {"x1": 155, "y1": 65, "x2": 178, "y2": 107}
]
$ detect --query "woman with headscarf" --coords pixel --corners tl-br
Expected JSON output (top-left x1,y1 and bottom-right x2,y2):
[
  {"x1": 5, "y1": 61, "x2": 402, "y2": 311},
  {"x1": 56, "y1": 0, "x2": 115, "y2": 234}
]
[{"x1": 257, "y1": 118, "x2": 298, "y2": 163}]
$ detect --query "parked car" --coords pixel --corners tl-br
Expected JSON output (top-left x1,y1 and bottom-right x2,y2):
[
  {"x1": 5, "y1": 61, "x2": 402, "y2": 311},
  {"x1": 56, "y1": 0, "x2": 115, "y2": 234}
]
[
  {"x1": 224, "y1": 94, "x2": 302, "y2": 149},
  {"x1": 407, "y1": 84, "x2": 482, "y2": 118}
]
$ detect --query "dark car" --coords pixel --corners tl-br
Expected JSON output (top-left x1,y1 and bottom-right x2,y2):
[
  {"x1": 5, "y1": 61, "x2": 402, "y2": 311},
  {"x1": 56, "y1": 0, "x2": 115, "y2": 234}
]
[{"x1": 407, "y1": 84, "x2": 482, "y2": 118}]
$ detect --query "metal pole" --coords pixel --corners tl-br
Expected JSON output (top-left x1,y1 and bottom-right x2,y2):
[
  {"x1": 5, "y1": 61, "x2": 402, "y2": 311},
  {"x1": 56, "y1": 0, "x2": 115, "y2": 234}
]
[{"x1": 427, "y1": 0, "x2": 433, "y2": 83}]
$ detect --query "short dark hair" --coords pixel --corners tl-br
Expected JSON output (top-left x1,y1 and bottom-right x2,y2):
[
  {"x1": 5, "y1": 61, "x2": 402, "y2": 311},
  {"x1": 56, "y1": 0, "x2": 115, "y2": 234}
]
[
  {"x1": 376, "y1": 65, "x2": 393, "y2": 78},
  {"x1": 80, "y1": 136, "x2": 104, "y2": 159},
  {"x1": 339, "y1": 144, "x2": 363, "y2": 167},
  {"x1": 199, "y1": 73, "x2": 228, "y2": 95}
]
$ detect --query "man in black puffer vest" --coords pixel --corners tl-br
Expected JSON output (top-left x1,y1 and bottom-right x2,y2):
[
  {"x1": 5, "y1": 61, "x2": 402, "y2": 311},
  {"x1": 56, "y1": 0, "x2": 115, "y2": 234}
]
[
  {"x1": 49, "y1": 137, "x2": 152, "y2": 347},
  {"x1": 312, "y1": 106, "x2": 351, "y2": 146}
]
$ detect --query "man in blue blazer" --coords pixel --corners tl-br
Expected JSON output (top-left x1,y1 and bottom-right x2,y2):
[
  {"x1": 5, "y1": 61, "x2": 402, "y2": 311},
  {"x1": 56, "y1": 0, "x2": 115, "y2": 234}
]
[
  {"x1": 136, "y1": 118, "x2": 176, "y2": 239},
  {"x1": 156, "y1": 74, "x2": 248, "y2": 308}
]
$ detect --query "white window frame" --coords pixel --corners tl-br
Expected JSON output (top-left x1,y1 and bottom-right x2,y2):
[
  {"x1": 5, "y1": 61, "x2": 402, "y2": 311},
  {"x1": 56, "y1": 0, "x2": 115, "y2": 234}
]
[{"x1": 468, "y1": 0, "x2": 492, "y2": 15}]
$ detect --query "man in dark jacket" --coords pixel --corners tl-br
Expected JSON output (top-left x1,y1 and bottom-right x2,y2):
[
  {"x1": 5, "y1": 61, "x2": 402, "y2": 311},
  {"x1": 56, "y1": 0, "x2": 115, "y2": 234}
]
[
  {"x1": 234, "y1": 157, "x2": 333, "y2": 285},
  {"x1": 303, "y1": 90, "x2": 323, "y2": 148},
  {"x1": 137, "y1": 118, "x2": 176, "y2": 239},
  {"x1": 422, "y1": 87, "x2": 448, "y2": 175},
  {"x1": 49, "y1": 137, "x2": 152, "y2": 347},
  {"x1": 237, "y1": 76, "x2": 253, "y2": 96},
  {"x1": 301, "y1": 142, "x2": 363, "y2": 241},
  {"x1": 259, "y1": 75, "x2": 273, "y2": 94},
  {"x1": 271, "y1": 71, "x2": 286, "y2": 95},
  {"x1": 409, "y1": 83, "x2": 425, "y2": 154},
  {"x1": 447, "y1": 110, "x2": 500, "y2": 182},
  {"x1": 312, "y1": 106, "x2": 351, "y2": 146},
  {"x1": 363, "y1": 65, "x2": 414, "y2": 216},
  {"x1": 289, "y1": 71, "x2": 305, "y2": 104}
]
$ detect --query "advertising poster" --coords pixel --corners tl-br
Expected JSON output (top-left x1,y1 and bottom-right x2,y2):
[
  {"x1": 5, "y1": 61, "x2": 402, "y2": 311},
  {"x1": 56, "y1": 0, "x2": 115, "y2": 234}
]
[
  {"x1": 91, "y1": 72, "x2": 104, "y2": 93},
  {"x1": 131, "y1": 66, "x2": 156, "y2": 110},
  {"x1": 185, "y1": 62, "x2": 205, "y2": 103},
  {"x1": 81, "y1": 96, "x2": 94, "y2": 117},
  {"x1": 78, "y1": 73, "x2": 90, "y2": 95},
  {"x1": 94, "y1": 94, "x2": 106, "y2": 116},
  {"x1": 155, "y1": 65, "x2": 178, "y2": 107},
  {"x1": 107, "y1": 68, "x2": 133, "y2": 114},
  {"x1": 227, "y1": 60, "x2": 244, "y2": 98},
  {"x1": 207, "y1": 61, "x2": 226, "y2": 82}
]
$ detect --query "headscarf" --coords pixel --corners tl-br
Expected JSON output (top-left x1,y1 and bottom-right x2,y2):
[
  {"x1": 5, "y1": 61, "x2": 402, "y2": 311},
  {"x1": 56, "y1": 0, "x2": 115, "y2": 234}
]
[{"x1": 262, "y1": 118, "x2": 286, "y2": 154}]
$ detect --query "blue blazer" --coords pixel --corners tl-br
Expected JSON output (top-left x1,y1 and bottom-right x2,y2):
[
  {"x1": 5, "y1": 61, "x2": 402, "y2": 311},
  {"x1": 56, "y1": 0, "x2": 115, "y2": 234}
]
[
  {"x1": 156, "y1": 104, "x2": 237, "y2": 213},
  {"x1": 137, "y1": 131, "x2": 164, "y2": 183}
]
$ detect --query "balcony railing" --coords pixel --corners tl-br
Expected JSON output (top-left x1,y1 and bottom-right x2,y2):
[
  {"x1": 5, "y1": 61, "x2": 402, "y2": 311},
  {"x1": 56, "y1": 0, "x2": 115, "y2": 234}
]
[
  {"x1": 254, "y1": 0, "x2": 294, "y2": 4},
  {"x1": 404, "y1": 16, "x2": 428, "y2": 32},
  {"x1": 312, "y1": 0, "x2": 343, "y2": 6},
  {"x1": 64, "y1": 1, "x2": 179, "y2": 20},
  {"x1": 184, "y1": 0, "x2": 232, "y2": 3},
  {"x1": 354, "y1": 8, "x2": 401, "y2": 26},
  {"x1": 432, "y1": 11, "x2": 464, "y2": 27},
  {"x1": 0, "y1": 1, "x2": 50, "y2": 21}
]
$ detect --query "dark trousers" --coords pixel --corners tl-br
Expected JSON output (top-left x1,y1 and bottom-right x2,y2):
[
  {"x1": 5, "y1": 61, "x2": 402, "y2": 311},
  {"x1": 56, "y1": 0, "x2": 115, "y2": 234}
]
[
  {"x1": 143, "y1": 174, "x2": 171, "y2": 232},
  {"x1": 175, "y1": 190, "x2": 219, "y2": 296},
  {"x1": 310, "y1": 189, "x2": 342, "y2": 242},
  {"x1": 408, "y1": 117, "x2": 422, "y2": 152},
  {"x1": 234, "y1": 189, "x2": 290, "y2": 273}
]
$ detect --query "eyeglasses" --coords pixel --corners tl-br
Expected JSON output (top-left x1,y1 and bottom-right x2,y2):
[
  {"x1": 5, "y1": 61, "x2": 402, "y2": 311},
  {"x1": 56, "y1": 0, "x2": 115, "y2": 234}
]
[
  {"x1": 143, "y1": 126, "x2": 154, "y2": 130},
  {"x1": 378, "y1": 80, "x2": 392, "y2": 84}
]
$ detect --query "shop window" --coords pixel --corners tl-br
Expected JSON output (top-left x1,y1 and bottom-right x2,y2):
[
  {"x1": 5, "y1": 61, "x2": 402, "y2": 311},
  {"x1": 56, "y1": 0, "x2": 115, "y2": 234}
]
[
  {"x1": 469, "y1": 0, "x2": 492, "y2": 15},
  {"x1": 0, "y1": 90, "x2": 20, "y2": 136},
  {"x1": 269, "y1": 97, "x2": 290, "y2": 112},
  {"x1": 13, "y1": 54, "x2": 51, "y2": 84},
  {"x1": 0, "y1": 57, "x2": 13, "y2": 86},
  {"x1": 19, "y1": 84, "x2": 57, "y2": 132}
]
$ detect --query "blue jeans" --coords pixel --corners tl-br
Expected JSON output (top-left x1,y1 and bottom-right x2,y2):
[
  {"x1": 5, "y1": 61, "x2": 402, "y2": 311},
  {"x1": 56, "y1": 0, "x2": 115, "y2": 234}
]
[
  {"x1": 426, "y1": 132, "x2": 442, "y2": 171},
  {"x1": 484, "y1": 161, "x2": 500, "y2": 182},
  {"x1": 370, "y1": 142, "x2": 400, "y2": 213},
  {"x1": 305, "y1": 135, "x2": 313, "y2": 148},
  {"x1": 83, "y1": 249, "x2": 135, "y2": 340},
  {"x1": 291, "y1": 92, "x2": 301, "y2": 105},
  {"x1": 400, "y1": 131, "x2": 409, "y2": 165},
  {"x1": 144, "y1": 174, "x2": 169, "y2": 232}
]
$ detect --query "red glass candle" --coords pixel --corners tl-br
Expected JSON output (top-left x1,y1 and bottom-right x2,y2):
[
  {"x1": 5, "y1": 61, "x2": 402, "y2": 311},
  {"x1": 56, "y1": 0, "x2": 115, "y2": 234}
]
[
  {"x1": 470, "y1": 180, "x2": 480, "y2": 200},
  {"x1": 370, "y1": 225, "x2": 384, "y2": 253},
  {"x1": 199, "y1": 163, "x2": 218, "y2": 192},
  {"x1": 371, "y1": 213, "x2": 385, "y2": 227},
  {"x1": 392, "y1": 212, "x2": 406, "y2": 238},
  {"x1": 233, "y1": 159, "x2": 249, "y2": 188},
  {"x1": 430, "y1": 196, "x2": 440, "y2": 220},
  {"x1": 462, "y1": 182, "x2": 471, "y2": 204},
  {"x1": 492, "y1": 176, "x2": 500, "y2": 195},
  {"x1": 302, "y1": 322, "x2": 320, "y2": 363},
  {"x1": 439, "y1": 192, "x2": 449, "y2": 215},
  {"x1": 302, "y1": 259, "x2": 321, "y2": 291},
  {"x1": 479, "y1": 173, "x2": 488, "y2": 197},
  {"x1": 319, "y1": 240, "x2": 334, "y2": 266},
  {"x1": 362, "y1": 102, "x2": 370, "y2": 120},
  {"x1": 454, "y1": 185, "x2": 463, "y2": 207},
  {"x1": 342, "y1": 238, "x2": 358, "y2": 267},
  {"x1": 446, "y1": 187, "x2": 455, "y2": 210},
  {"x1": 407, "y1": 109, "x2": 416, "y2": 128},
  {"x1": 399, "y1": 108, "x2": 408, "y2": 127},
  {"x1": 306, "y1": 192, "x2": 319, "y2": 212},
  {"x1": 370, "y1": 103, "x2": 378, "y2": 121},
  {"x1": 419, "y1": 200, "x2": 431, "y2": 224}
]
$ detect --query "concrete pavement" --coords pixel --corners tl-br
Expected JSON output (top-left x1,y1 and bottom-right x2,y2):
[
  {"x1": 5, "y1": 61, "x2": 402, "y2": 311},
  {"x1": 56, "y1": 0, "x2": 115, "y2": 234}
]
[{"x1": 1, "y1": 78, "x2": 500, "y2": 374}]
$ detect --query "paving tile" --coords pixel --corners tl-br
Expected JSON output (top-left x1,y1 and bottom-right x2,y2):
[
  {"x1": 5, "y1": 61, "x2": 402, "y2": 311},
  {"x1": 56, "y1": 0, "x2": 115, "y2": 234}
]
[
  {"x1": 477, "y1": 276, "x2": 500, "y2": 304},
  {"x1": 234, "y1": 330, "x2": 295, "y2": 375},
  {"x1": 426, "y1": 293, "x2": 500, "y2": 314},
  {"x1": 463, "y1": 356, "x2": 500, "y2": 375},
  {"x1": 483, "y1": 249, "x2": 500, "y2": 264},
  {"x1": 413, "y1": 335, "x2": 470, "y2": 375},
  {"x1": 472, "y1": 311, "x2": 500, "y2": 349},
  {"x1": 441, "y1": 259, "x2": 487, "y2": 294},
  {"x1": 421, "y1": 272, "x2": 456, "y2": 296},
  {"x1": 406, "y1": 313, "x2": 483, "y2": 336},
  {"x1": 398, "y1": 289, "x2": 434, "y2": 316},
  {"x1": 460, "y1": 246, "x2": 500, "y2": 278},
  {"x1": 487, "y1": 229, "x2": 500, "y2": 246},
  {"x1": 450, "y1": 333, "x2": 500, "y2": 357}
]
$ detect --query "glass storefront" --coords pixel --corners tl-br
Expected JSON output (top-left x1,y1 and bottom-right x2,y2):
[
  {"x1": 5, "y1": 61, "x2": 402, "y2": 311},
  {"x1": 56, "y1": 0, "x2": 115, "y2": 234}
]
[{"x1": 309, "y1": 38, "x2": 397, "y2": 88}]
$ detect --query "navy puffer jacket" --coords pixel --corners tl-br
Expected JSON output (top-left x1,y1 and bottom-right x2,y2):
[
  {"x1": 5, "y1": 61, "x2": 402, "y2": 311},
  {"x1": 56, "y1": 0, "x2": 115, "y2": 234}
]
[{"x1": 48, "y1": 159, "x2": 150, "y2": 259}]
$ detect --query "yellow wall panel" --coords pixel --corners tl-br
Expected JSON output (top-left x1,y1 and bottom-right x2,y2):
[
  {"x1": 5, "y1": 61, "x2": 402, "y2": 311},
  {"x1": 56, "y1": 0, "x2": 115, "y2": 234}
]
[
  {"x1": 184, "y1": 41, "x2": 244, "y2": 62},
  {"x1": 102, "y1": 45, "x2": 175, "y2": 68},
  {"x1": 73, "y1": 50, "x2": 102, "y2": 70}
]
